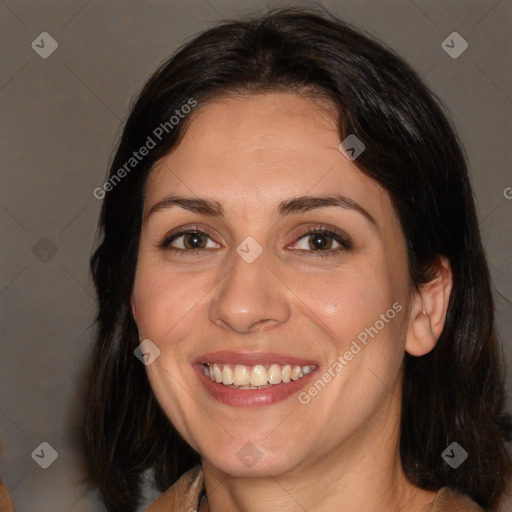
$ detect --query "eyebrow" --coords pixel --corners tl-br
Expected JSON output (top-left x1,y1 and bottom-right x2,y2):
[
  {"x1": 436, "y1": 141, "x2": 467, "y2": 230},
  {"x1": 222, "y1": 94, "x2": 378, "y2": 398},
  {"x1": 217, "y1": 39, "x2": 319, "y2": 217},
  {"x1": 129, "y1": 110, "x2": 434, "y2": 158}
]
[{"x1": 145, "y1": 194, "x2": 376, "y2": 225}]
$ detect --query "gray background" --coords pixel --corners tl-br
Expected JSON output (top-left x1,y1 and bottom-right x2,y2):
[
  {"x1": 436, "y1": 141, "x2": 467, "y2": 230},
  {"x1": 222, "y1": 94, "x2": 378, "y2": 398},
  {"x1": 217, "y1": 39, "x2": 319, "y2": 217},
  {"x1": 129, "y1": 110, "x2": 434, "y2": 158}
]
[{"x1": 0, "y1": 0, "x2": 511, "y2": 510}]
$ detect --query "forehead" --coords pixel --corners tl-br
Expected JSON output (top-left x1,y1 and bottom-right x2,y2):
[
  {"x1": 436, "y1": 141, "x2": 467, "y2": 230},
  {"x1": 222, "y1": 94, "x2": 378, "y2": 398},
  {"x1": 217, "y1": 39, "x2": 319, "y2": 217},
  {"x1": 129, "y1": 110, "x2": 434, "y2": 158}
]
[{"x1": 144, "y1": 92, "x2": 395, "y2": 229}]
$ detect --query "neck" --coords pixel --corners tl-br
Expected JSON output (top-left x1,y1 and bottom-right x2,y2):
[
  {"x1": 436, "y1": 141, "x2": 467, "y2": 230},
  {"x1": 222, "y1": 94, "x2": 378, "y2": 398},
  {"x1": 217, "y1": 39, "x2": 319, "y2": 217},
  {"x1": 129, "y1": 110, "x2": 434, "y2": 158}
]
[{"x1": 201, "y1": 449, "x2": 436, "y2": 512}]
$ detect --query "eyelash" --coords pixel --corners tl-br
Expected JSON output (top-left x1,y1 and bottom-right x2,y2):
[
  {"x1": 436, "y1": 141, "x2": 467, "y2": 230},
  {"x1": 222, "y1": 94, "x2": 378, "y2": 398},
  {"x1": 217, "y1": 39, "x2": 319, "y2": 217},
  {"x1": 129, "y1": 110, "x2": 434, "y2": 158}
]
[{"x1": 157, "y1": 224, "x2": 352, "y2": 258}]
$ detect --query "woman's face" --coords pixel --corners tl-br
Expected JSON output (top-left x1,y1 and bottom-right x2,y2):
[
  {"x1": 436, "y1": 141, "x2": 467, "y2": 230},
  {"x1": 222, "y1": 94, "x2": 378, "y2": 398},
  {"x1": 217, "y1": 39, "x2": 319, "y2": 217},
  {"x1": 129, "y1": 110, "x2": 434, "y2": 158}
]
[{"x1": 134, "y1": 92, "x2": 414, "y2": 477}]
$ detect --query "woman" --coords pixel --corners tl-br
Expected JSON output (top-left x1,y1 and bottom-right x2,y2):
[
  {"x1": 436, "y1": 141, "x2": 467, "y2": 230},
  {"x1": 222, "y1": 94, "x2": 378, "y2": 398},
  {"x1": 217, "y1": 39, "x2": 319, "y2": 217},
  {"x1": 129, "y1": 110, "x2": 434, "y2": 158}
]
[{"x1": 85, "y1": 7, "x2": 511, "y2": 512}]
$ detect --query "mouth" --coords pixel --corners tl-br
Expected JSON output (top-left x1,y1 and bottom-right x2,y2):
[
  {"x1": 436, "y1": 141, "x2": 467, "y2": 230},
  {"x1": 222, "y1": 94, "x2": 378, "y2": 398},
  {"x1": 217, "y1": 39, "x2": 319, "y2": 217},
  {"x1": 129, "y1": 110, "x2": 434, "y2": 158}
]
[
  {"x1": 192, "y1": 351, "x2": 318, "y2": 407},
  {"x1": 202, "y1": 362, "x2": 315, "y2": 388}
]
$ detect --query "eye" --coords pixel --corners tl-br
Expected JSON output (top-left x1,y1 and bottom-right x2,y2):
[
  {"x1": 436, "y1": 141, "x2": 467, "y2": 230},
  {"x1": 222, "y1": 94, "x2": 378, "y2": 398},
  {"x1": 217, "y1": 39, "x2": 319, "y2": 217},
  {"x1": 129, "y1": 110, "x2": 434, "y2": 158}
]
[
  {"x1": 159, "y1": 227, "x2": 221, "y2": 254},
  {"x1": 290, "y1": 226, "x2": 352, "y2": 256}
]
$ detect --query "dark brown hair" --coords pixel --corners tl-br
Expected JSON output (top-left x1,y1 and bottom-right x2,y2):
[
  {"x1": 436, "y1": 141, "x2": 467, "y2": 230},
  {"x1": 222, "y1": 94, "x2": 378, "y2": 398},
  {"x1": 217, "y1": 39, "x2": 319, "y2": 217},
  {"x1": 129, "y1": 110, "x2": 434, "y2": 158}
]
[{"x1": 85, "y1": 7, "x2": 511, "y2": 511}]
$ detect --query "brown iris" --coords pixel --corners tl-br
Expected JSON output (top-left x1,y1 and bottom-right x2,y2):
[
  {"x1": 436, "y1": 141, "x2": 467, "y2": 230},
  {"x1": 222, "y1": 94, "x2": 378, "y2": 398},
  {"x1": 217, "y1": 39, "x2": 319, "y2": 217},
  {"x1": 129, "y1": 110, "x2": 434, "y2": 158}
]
[{"x1": 308, "y1": 233, "x2": 333, "y2": 251}]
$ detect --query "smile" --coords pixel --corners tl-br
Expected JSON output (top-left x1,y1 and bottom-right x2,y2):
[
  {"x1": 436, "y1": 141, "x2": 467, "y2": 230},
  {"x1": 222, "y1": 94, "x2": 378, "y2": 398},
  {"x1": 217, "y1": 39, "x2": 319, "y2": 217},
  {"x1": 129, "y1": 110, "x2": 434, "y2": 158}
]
[
  {"x1": 202, "y1": 362, "x2": 315, "y2": 388},
  {"x1": 192, "y1": 351, "x2": 318, "y2": 407}
]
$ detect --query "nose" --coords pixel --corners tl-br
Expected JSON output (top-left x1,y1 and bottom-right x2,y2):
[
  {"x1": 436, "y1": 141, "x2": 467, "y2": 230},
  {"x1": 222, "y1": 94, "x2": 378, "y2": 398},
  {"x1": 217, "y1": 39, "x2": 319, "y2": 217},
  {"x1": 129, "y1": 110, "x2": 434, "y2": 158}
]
[{"x1": 209, "y1": 248, "x2": 291, "y2": 334}]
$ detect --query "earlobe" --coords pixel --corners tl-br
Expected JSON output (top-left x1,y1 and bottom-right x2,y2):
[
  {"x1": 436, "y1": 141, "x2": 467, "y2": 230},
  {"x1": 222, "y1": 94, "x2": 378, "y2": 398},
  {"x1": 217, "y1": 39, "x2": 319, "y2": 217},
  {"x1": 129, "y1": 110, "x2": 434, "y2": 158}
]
[
  {"x1": 406, "y1": 308, "x2": 435, "y2": 357},
  {"x1": 405, "y1": 256, "x2": 453, "y2": 357}
]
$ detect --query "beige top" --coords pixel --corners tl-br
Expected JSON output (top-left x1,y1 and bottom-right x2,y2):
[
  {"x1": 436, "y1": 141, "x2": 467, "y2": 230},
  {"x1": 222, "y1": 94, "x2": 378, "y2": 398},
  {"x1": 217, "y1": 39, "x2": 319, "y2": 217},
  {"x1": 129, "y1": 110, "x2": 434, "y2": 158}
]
[{"x1": 145, "y1": 465, "x2": 484, "y2": 512}]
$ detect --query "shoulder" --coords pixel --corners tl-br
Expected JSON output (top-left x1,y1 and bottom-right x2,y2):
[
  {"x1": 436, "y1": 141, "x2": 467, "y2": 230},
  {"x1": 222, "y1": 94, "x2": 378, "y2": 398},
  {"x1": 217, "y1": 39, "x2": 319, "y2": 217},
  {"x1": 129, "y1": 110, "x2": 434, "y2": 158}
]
[
  {"x1": 0, "y1": 481, "x2": 15, "y2": 512},
  {"x1": 0, "y1": 437, "x2": 14, "y2": 512},
  {"x1": 144, "y1": 465, "x2": 204, "y2": 512},
  {"x1": 419, "y1": 487, "x2": 484, "y2": 512}
]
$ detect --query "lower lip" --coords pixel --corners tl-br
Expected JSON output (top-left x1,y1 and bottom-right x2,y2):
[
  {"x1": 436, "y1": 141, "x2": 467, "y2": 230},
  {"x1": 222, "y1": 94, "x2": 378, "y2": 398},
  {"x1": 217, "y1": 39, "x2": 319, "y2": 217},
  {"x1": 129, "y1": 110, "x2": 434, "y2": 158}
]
[{"x1": 193, "y1": 364, "x2": 316, "y2": 407}]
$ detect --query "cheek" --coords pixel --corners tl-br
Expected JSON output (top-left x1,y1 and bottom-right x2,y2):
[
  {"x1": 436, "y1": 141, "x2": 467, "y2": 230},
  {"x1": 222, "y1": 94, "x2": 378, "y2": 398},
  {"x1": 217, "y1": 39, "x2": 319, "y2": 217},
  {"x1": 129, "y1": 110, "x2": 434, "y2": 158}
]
[
  {"x1": 290, "y1": 257, "x2": 403, "y2": 348},
  {"x1": 133, "y1": 261, "x2": 216, "y2": 346},
  {"x1": 297, "y1": 267, "x2": 407, "y2": 415}
]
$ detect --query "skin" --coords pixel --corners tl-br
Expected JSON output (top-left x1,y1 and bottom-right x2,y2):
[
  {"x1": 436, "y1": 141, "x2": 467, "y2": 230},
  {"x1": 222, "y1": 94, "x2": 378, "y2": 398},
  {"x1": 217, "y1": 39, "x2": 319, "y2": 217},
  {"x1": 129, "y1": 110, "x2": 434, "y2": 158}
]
[{"x1": 133, "y1": 92, "x2": 453, "y2": 512}]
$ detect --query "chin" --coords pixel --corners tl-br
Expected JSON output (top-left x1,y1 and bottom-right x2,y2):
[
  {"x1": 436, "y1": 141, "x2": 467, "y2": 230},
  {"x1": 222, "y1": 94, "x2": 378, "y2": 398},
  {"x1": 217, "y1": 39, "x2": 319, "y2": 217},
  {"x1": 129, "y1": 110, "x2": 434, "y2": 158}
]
[{"x1": 199, "y1": 434, "x2": 307, "y2": 478}]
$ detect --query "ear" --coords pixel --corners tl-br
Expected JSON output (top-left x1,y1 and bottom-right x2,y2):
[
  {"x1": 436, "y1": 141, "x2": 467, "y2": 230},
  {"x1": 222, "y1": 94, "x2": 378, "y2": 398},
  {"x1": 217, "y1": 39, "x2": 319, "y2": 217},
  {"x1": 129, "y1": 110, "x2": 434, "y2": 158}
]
[{"x1": 405, "y1": 256, "x2": 453, "y2": 357}]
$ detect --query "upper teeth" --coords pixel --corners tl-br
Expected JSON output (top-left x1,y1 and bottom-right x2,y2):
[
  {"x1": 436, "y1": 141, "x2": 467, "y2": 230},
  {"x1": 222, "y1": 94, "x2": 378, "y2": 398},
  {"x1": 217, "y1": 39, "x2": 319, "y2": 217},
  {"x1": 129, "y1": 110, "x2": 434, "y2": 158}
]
[{"x1": 204, "y1": 363, "x2": 315, "y2": 388}]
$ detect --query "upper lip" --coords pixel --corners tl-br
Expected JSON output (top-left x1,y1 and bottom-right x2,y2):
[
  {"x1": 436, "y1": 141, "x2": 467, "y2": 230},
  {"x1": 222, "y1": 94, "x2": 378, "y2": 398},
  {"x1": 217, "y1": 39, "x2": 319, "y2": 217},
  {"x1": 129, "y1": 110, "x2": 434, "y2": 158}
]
[{"x1": 192, "y1": 350, "x2": 318, "y2": 367}]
